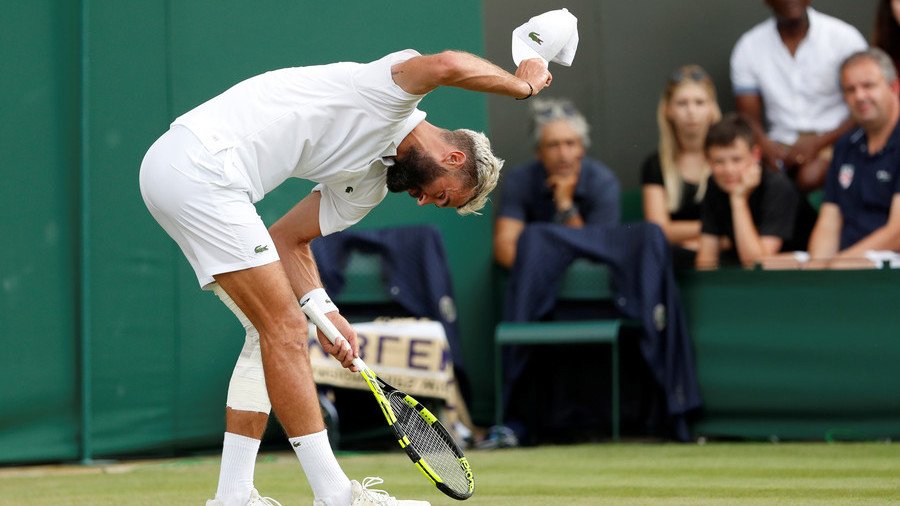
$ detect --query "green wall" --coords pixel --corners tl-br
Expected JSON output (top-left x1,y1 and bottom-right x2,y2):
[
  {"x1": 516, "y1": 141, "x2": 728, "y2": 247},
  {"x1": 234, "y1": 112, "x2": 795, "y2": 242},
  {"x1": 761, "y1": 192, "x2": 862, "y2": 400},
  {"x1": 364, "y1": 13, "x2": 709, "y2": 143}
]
[
  {"x1": 679, "y1": 268, "x2": 900, "y2": 441},
  {"x1": 1, "y1": 0, "x2": 81, "y2": 463},
  {"x1": 1, "y1": 0, "x2": 491, "y2": 464}
]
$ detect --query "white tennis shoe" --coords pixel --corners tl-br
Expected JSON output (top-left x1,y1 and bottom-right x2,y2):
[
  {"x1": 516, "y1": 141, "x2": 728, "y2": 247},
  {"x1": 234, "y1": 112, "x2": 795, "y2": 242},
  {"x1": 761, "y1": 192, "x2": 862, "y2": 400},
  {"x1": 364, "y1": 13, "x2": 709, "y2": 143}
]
[
  {"x1": 206, "y1": 488, "x2": 282, "y2": 506},
  {"x1": 349, "y1": 477, "x2": 430, "y2": 506}
]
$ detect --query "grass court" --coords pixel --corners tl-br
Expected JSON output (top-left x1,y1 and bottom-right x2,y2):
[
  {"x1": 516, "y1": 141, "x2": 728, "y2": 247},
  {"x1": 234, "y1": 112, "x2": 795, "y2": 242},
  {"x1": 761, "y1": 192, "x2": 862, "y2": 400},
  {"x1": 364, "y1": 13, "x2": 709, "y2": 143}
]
[{"x1": 1, "y1": 442, "x2": 898, "y2": 505}]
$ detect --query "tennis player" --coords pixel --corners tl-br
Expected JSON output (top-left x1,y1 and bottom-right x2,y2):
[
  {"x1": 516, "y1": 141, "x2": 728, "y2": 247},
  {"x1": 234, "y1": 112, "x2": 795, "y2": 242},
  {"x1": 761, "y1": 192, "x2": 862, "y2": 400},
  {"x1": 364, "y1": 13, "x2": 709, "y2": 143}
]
[{"x1": 139, "y1": 49, "x2": 551, "y2": 506}]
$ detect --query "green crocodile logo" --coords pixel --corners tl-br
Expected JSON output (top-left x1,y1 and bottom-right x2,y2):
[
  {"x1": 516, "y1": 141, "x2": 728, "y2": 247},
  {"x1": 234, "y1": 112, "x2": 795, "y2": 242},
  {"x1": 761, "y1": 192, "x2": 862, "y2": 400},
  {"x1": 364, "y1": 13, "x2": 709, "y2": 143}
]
[
  {"x1": 529, "y1": 31, "x2": 543, "y2": 45},
  {"x1": 254, "y1": 245, "x2": 269, "y2": 254}
]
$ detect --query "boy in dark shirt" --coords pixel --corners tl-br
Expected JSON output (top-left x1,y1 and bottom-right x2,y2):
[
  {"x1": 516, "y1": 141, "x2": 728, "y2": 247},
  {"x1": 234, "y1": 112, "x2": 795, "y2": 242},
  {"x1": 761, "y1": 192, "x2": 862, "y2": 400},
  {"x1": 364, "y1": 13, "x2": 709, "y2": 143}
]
[{"x1": 696, "y1": 113, "x2": 799, "y2": 269}]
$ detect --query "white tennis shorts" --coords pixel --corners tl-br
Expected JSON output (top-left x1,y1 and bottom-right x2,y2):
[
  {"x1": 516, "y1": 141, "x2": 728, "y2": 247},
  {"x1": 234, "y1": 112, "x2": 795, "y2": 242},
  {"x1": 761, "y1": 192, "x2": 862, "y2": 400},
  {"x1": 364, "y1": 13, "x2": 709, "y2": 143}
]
[{"x1": 139, "y1": 126, "x2": 280, "y2": 289}]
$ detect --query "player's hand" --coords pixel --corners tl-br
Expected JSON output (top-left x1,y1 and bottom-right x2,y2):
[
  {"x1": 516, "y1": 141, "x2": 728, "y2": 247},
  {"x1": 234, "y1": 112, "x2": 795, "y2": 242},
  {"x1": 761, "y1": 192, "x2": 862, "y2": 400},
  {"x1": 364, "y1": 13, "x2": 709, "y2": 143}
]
[
  {"x1": 515, "y1": 58, "x2": 552, "y2": 96},
  {"x1": 317, "y1": 311, "x2": 360, "y2": 372}
]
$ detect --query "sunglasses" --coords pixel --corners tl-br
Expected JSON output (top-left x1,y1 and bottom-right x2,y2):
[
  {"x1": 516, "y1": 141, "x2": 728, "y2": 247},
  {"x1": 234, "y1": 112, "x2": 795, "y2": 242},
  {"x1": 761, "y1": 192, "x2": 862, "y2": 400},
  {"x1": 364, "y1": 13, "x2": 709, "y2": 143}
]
[
  {"x1": 669, "y1": 68, "x2": 708, "y2": 84},
  {"x1": 534, "y1": 102, "x2": 579, "y2": 119}
]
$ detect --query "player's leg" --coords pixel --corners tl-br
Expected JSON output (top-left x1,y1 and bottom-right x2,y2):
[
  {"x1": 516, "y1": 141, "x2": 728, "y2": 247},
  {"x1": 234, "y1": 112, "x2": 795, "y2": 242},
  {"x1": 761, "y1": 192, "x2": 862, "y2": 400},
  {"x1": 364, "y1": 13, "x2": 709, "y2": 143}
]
[
  {"x1": 211, "y1": 285, "x2": 271, "y2": 504},
  {"x1": 214, "y1": 263, "x2": 352, "y2": 505},
  {"x1": 140, "y1": 127, "x2": 288, "y2": 505},
  {"x1": 214, "y1": 262, "x2": 322, "y2": 435}
]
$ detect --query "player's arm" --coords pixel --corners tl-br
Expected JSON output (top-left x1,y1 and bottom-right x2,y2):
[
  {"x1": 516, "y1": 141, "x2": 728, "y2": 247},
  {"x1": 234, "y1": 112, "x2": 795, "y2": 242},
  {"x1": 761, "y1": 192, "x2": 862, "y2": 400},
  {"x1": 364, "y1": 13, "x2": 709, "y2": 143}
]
[
  {"x1": 807, "y1": 202, "x2": 843, "y2": 261},
  {"x1": 835, "y1": 194, "x2": 900, "y2": 259},
  {"x1": 269, "y1": 192, "x2": 359, "y2": 368},
  {"x1": 391, "y1": 50, "x2": 551, "y2": 99},
  {"x1": 269, "y1": 192, "x2": 324, "y2": 295},
  {"x1": 494, "y1": 216, "x2": 526, "y2": 269}
]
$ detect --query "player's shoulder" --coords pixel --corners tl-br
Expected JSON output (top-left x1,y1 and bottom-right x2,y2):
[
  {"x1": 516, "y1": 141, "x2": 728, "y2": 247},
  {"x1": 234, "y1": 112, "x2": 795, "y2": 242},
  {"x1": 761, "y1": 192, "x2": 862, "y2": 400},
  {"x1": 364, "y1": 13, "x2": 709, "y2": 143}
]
[{"x1": 368, "y1": 48, "x2": 422, "y2": 66}]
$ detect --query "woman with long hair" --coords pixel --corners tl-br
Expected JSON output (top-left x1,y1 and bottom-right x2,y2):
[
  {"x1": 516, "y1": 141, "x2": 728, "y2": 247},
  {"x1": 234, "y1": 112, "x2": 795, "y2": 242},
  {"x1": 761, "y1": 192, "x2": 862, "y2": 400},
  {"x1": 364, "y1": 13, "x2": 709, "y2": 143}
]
[{"x1": 641, "y1": 65, "x2": 721, "y2": 266}]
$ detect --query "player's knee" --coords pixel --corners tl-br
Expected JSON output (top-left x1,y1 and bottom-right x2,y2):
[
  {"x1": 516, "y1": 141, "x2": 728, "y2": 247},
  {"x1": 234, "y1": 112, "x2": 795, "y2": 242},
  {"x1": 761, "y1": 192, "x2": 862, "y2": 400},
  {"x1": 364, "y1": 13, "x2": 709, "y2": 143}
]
[
  {"x1": 227, "y1": 329, "x2": 272, "y2": 413},
  {"x1": 258, "y1": 315, "x2": 310, "y2": 355}
]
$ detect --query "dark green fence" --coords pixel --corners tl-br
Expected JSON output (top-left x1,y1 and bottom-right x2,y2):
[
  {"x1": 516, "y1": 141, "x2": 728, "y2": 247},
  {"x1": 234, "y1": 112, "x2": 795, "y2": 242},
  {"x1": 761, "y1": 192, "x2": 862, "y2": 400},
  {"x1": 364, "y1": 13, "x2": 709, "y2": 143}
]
[{"x1": 680, "y1": 267, "x2": 900, "y2": 441}]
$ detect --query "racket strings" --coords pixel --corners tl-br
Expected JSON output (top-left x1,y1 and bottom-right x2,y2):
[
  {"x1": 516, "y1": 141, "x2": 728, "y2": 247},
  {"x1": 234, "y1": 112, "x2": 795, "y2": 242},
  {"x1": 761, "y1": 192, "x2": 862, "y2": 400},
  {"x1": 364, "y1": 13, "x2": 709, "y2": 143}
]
[{"x1": 388, "y1": 393, "x2": 470, "y2": 494}]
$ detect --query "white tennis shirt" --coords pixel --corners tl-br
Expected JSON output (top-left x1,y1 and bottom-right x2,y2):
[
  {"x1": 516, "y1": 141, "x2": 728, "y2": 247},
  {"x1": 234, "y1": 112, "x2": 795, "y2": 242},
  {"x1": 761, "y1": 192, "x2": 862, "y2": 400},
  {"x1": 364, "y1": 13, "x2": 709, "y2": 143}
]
[
  {"x1": 730, "y1": 8, "x2": 866, "y2": 145},
  {"x1": 172, "y1": 49, "x2": 427, "y2": 235}
]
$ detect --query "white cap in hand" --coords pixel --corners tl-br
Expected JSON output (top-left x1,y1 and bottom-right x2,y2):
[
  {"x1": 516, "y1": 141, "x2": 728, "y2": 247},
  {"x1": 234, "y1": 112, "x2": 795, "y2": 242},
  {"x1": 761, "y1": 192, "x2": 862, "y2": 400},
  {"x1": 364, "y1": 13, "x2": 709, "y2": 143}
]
[{"x1": 511, "y1": 8, "x2": 579, "y2": 67}]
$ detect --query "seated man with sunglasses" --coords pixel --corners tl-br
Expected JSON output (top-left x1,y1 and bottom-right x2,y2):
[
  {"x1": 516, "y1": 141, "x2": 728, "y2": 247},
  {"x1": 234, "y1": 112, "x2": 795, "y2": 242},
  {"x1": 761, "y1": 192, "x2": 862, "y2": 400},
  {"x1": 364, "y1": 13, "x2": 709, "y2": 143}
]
[{"x1": 494, "y1": 98, "x2": 620, "y2": 268}]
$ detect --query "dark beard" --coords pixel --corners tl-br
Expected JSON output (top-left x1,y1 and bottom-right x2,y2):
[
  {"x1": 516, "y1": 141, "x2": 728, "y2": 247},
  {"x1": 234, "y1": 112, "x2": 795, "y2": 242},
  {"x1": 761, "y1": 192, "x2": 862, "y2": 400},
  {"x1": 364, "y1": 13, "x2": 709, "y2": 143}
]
[{"x1": 386, "y1": 147, "x2": 447, "y2": 193}]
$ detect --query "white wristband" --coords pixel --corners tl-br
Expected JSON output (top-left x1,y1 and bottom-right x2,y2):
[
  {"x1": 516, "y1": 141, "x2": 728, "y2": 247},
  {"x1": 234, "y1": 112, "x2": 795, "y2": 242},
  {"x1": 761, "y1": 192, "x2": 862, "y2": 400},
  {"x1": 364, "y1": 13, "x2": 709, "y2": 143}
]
[{"x1": 301, "y1": 288, "x2": 338, "y2": 314}]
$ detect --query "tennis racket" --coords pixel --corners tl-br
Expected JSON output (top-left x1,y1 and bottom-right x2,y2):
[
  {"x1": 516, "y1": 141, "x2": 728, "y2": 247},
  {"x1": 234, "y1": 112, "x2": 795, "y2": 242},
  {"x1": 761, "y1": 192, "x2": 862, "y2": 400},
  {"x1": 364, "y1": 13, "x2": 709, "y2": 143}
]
[{"x1": 300, "y1": 298, "x2": 475, "y2": 501}]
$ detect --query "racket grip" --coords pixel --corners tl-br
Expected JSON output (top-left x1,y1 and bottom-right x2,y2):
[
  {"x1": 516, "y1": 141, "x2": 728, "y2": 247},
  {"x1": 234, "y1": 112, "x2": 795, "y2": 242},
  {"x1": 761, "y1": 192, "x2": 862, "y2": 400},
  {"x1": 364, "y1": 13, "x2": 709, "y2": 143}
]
[{"x1": 300, "y1": 297, "x2": 367, "y2": 370}]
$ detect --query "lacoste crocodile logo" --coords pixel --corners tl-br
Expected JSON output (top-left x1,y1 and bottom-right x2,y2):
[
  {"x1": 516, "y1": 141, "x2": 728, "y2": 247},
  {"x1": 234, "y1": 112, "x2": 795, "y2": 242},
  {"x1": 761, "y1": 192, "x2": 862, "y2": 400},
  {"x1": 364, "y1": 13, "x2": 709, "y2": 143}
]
[
  {"x1": 345, "y1": 186, "x2": 354, "y2": 193},
  {"x1": 529, "y1": 31, "x2": 543, "y2": 45},
  {"x1": 254, "y1": 245, "x2": 269, "y2": 254}
]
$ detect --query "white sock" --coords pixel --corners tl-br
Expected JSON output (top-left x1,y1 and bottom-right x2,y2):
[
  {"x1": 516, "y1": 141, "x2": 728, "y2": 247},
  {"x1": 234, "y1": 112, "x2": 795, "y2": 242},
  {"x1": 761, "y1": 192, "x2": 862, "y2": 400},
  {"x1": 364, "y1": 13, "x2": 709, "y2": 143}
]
[
  {"x1": 290, "y1": 430, "x2": 351, "y2": 505},
  {"x1": 215, "y1": 432, "x2": 261, "y2": 502}
]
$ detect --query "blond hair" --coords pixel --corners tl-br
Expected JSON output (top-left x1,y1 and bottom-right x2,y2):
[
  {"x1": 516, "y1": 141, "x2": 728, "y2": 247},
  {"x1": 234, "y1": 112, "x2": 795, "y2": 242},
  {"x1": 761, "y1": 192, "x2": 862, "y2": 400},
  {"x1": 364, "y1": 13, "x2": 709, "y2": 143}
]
[
  {"x1": 656, "y1": 65, "x2": 721, "y2": 212},
  {"x1": 446, "y1": 129, "x2": 504, "y2": 216}
]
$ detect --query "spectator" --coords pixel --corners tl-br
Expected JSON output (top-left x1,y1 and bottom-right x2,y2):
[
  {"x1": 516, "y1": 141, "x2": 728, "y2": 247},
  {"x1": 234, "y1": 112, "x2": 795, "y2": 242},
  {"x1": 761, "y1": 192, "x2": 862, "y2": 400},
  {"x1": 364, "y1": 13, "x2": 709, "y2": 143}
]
[
  {"x1": 807, "y1": 48, "x2": 900, "y2": 267},
  {"x1": 731, "y1": 0, "x2": 867, "y2": 192},
  {"x1": 494, "y1": 98, "x2": 620, "y2": 268},
  {"x1": 641, "y1": 65, "x2": 722, "y2": 267},
  {"x1": 696, "y1": 113, "x2": 800, "y2": 269},
  {"x1": 873, "y1": 0, "x2": 900, "y2": 73}
]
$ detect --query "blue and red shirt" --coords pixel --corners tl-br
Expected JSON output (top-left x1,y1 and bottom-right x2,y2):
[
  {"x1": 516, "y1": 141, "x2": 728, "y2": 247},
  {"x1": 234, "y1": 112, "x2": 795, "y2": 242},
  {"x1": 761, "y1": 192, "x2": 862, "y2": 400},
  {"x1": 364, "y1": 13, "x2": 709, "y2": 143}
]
[{"x1": 824, "y1": 123, "x2": 900, "y2": 249}]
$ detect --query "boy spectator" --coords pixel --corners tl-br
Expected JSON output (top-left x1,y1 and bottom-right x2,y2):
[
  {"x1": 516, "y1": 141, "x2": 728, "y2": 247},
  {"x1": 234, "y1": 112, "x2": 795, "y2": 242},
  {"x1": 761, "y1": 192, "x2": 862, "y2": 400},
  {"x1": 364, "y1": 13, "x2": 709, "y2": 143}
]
[{"x1": 696, "y1": 114, "x2": 800, "y2": 269}]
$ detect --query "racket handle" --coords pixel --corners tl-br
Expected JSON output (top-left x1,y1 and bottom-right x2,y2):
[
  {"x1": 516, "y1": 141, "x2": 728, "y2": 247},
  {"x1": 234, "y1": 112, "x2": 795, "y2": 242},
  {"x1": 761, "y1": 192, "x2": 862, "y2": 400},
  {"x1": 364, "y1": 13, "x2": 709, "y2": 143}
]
[{"x1": 300, "y1": 297, "x2": 367, "y2": 371}]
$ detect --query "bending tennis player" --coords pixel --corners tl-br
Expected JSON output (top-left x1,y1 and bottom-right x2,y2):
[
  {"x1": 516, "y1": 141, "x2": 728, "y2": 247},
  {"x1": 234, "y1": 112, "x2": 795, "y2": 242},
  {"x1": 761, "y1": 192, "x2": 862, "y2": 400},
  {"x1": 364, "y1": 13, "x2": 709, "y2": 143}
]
[{"x1": 139, "y1": 49, "x2": 551, "y2": 506}]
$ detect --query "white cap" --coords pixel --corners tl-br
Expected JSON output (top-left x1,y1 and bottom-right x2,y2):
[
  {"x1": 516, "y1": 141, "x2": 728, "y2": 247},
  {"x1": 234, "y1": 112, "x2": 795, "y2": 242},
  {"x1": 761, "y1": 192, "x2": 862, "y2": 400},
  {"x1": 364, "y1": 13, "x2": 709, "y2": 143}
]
[{"x1": 511, "y1": 8, "x2": 579, "y2": 67}]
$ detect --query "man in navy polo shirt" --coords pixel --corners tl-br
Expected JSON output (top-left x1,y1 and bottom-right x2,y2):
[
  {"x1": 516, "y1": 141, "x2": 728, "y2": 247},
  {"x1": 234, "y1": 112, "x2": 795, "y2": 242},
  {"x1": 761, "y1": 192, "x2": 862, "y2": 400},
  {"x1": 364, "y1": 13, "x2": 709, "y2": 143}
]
[
  {"x1": 807, "y1": 48, "x2": 900, "y2": 266},
  {"x1": 493, "y1": 98, "x2": 620, "y2": 268}
]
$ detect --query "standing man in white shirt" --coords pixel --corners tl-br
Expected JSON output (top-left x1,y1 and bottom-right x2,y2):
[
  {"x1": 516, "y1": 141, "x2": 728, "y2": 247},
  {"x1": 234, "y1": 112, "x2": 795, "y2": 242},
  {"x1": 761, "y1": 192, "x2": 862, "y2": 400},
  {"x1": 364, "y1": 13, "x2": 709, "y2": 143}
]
[
  {"x1": 731, "y1": 0, "x2": 867, "y2": 192},
  {"x1": 140, "y1": 49, "x2": 552, "y2": 506}
]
